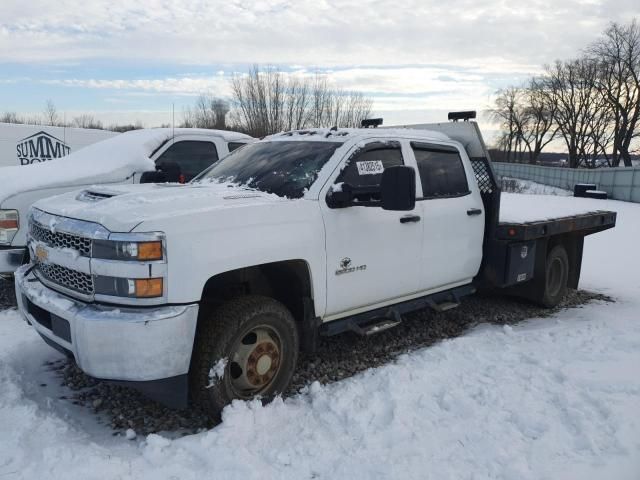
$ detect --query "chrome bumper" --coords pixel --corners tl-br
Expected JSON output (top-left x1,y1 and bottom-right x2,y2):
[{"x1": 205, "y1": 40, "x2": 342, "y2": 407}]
[
  {"x1": 0, "y1": 247, "x2": 25, "y2": 275},
  {"x1": 15, "y1": 266, "x2": 199, "y2": 382}
]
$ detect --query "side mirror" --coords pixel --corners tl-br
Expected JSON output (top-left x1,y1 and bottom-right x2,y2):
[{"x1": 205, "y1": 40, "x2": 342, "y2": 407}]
[
  {"x1": 140, "y1": 170, "x2": 165, "y2": 183},
  {"x1": 380, "y1": 166, "x2": 416, "y2": 211},
  {"x1": 326, "y1": 183, "x2": 354, "y2": 209}
]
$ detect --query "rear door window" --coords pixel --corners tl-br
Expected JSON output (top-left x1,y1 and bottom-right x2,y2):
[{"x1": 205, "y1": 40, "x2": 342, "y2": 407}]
[{"x1": 411, "y1": 143, "x2": 469, "y2": 198}]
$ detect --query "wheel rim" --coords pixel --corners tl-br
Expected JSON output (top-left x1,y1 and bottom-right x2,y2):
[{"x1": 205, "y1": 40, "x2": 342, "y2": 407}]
[
  {"x1": 228, "y1": 325, "x2": 282, "y2": 399},
  {"x1": 547, "y1": 257, "x2": 564, "y2": 298}
]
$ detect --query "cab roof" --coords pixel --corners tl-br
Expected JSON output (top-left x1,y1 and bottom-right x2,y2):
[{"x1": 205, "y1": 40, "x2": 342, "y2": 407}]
[{"x1": 266, "y1": 127, "x2": 451, "y2": 143}]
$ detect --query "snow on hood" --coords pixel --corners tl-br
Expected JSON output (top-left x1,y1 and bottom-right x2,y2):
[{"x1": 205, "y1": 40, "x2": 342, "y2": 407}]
[
  {"x1": 0, "y1": 128, "x2": 216, "y2": 203},
  {"x1": 33, "y1": 182, "x2": 287, "y2": 232}
]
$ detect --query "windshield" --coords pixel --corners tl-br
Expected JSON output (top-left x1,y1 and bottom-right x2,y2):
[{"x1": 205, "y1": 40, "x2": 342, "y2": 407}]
[{"x1": 193, "y1": 141, "x2": 342, "y2": 198}]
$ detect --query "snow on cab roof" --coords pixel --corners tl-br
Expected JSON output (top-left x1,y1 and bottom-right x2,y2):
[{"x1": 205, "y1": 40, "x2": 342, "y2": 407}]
[
  {"x1": 152, "y1": 128, "x2": 254, "y2": 142},
  {"x1": 266, "y1": 127, "x2": 451, "y2": 143},
  {"x1": 0, "y1": 128, "x2": 253, "y2": 202}
]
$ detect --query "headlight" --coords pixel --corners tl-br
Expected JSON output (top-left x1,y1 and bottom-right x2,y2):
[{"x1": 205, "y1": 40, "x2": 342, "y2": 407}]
[
  {"x1": 94, "y1": 276, "x2": 164, "y2": 298},
  {"x1": 0, "y1": 210, "x2": 19, "y2": 245},
  {"x1": 93, "y1": 239, "x2": 164, "y2": 261}
]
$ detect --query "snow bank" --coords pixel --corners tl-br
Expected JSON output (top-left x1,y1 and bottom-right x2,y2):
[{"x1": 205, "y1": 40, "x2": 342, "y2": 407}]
[
  {"x1": 0, "y1": 197, "x2": 638, "y2": 479},
  {"x1": 500, "y1": 192, "x2": 613, "y2": 224}
]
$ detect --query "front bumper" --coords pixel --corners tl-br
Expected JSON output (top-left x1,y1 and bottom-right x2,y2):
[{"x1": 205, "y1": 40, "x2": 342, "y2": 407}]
[
  {"x1": 0, "y1": 247, "x2": 25, "y2": 275},
  {"x1": 15, "y1": 266, "x2": 199, "y2": 383}
]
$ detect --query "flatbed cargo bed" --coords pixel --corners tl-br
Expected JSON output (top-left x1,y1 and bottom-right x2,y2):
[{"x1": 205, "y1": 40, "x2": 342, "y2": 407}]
[{"x1": 496, "y1": 193, "x2": 617, "y2": 241}]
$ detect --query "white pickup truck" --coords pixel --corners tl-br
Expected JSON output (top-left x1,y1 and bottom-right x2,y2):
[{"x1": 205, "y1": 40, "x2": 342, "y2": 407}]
[
  {"x1": 14, "y1": 115, "x2": 616, "y2": 416},
  {"x1": 0, "y1": 128, "x2": 253, "y2": 277}
]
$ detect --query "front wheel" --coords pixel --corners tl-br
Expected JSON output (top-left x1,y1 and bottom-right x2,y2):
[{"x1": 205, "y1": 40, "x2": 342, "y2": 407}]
[{"x1": 190, "y1": 295, "x2": 299, "y2": 420}]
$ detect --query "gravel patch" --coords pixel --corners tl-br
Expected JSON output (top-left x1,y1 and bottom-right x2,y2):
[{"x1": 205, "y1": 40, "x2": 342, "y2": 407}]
[
  {"x1": 0, "y1": 278, "x2": 17, "y2": 309},
  {"x1": 1, "y1": 280, "x2": 611, "y2": 436}
]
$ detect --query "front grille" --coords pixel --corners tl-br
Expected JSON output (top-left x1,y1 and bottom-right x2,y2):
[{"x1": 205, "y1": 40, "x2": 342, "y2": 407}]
[
  {"x1": 37, "y1": 262, "x2": 94, "y2": 296},
  {"x1": 30, "y1": 222, "x2": 92, "y2": 256}
]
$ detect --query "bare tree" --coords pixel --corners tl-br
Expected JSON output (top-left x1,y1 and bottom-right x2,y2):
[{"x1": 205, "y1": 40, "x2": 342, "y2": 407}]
[
  {"x1": 519, "y1": 79, "x2": 559, "y2": 164},
  {"x1": 1, "y1": 111, "x2": 43, "y2": 125},
  {"x1": 491, "y1": 19, "x2": 640, "y2": 168},
  {"x1": 588, "y1": 20, "x2": 640, "y2": 166},
  {"x1": 107, "y1": 121, "x2": 144, "y2": 133},
  {"x1": 43, "y1": 99, "x2": 60, "y2": 126},
  {"x1": 229, "y1": 66, "x2": 373, "y2": 137},
  {"x1": 541, "y1": 58, "x2": 615, "y2": 168},
  {"x1": 182, "y1": 95, "x2": 230, "y2": 130},
  {"x1": 490, "y1": 87, "x2": 528, "y2": 162},
  {"x1": 72, "y1": 114, "x2": 103, "y2": 129},
  {"x1": 283, "y1": 76, "x2": 311, "y2": 131},
  {"x1": 1, "y1": 112, "x2": 24, "y2": 124}
]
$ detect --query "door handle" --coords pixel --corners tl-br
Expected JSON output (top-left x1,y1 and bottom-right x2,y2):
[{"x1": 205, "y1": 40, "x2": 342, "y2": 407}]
[
  {"x1": 467, "y1": 208, "x2": 482, "y2": 216},
  {"x1": 400, "y1": 215, "x2": 421, "y2": 224}
]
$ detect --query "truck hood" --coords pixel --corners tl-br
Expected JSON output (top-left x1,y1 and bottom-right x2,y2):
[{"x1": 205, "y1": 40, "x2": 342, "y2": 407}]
[{"x1": 32, "y1": 182, "x2": 289, "y2": 232}]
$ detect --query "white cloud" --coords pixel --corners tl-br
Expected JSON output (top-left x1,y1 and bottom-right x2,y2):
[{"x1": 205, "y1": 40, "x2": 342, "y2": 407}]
[
  {"x1": 0, "y1": 0, "x2": 638, "y2": 66},
  {"x1": 1, "y1": 0, "x2": 638, "y2": 142},
  {"x1": 44, "y1": 76, "x2": 233, "y2": 96},
  {"x1": 39, "y1": 65, "x2": 497, "y2": 114}
]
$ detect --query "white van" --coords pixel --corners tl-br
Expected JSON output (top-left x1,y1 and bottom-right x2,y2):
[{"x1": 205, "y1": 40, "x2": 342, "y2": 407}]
[
  {"x1": 0, "y1": 123, "x2": 118, "y2": 168},
  {"x1": 0, "y1": 128, "x2": 254, "y2": 276}
]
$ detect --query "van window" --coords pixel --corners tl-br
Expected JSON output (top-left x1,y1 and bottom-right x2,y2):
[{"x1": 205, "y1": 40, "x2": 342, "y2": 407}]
[
  {"x1": 156, "y1": 141, "x2": 219, "y2": 181},
  {"x1": 227, "y1": 142, "x2": 247, "y2": 152}
]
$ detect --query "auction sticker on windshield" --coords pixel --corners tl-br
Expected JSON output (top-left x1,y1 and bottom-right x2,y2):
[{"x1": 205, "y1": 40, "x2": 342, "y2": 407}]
[{"x1": 356, "y1": 160, "x2": 384, "y2": 175}]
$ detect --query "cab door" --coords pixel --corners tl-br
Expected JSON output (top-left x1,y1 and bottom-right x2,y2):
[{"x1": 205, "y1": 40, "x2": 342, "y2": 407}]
[
  {"x1": 320, "y1": 139, "x2": 423, "y2": 319},
  {"x1": 410, "y1": 141, "x2": 485, "y2": 290}
]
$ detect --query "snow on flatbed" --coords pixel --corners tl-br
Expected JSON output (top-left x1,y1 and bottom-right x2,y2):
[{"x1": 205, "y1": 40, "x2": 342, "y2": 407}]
[
  {"x1": 500, "y1": 192, "x2": 614, "y2": 224},
  {"x1": 0, "y1": 196, "x2": 638, "y2": 479}
]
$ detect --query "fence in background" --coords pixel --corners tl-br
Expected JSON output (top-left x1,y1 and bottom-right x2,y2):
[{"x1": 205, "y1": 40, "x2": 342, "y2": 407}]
[{"x1": 492, "y1": 162, "x2": 640, "y2": 203}]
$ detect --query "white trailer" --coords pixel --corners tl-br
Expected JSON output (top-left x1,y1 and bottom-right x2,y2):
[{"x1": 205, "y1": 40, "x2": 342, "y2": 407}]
[{"x1": 0, "y1": 123, "x2": 117, "y2": 168}]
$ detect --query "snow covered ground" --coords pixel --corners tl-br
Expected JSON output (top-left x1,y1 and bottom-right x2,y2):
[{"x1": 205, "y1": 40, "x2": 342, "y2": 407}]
[{"x1": 1, "y1": 195, "x2": 639, "y2": 479}]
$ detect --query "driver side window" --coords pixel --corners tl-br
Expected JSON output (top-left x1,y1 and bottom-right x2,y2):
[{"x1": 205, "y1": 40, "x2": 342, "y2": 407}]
[
  {"x1": 156, "y1": 140, "x2": 219, "y2": 181},
  {"x1": 335, "y1": 141, "x2": 404, "y2": 201}
]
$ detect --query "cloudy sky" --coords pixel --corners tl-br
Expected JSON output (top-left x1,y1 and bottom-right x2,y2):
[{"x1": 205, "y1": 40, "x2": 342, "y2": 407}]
[{"x1": 1, "y1": 0, "x2": 639, "y2": 142}]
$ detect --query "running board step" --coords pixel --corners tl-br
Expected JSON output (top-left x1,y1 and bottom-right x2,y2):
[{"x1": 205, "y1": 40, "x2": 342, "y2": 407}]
[
  {"x1": 320, "y1": 284, "x2": 476, "y2": 338},
  {"x1": 358, "y1": 318, "x2": 402, "y2": 336},
  {"x1": 347, "y1": 308, "x2": 403, "y2": 336},
  {"x1": 427, "y1": 300, "x2": 460, "y2": 312}
]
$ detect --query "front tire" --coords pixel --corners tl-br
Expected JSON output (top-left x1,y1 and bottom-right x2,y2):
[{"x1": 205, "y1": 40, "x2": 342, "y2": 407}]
[{"x1": 190, "y1": 295, "x2": 299, "y2": 419}]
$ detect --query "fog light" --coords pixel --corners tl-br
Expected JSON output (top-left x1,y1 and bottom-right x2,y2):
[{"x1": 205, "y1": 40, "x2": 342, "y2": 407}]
[
  {"x1": 95, "y1": 276, "x2": 165, "y2": 299},
  {"x1": 134, "y1": 278, "x2": 163, "y2": 298}
]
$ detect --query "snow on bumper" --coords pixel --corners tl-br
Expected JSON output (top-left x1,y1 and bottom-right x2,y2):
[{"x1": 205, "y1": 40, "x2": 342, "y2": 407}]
[
  {"x1": 0, "y1": 247, "x2": 24, "y2": 275},
  {"x1": 15, "y1": 265, "x2": 199, "y2": 382}
]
